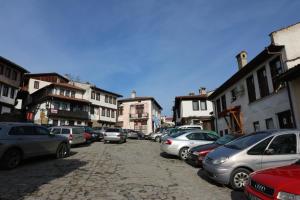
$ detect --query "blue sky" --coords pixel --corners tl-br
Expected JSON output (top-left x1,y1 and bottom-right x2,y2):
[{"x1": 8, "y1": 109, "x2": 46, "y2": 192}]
[{"x1": 1, "y1": 0, "x2": 300, "y2": 115}]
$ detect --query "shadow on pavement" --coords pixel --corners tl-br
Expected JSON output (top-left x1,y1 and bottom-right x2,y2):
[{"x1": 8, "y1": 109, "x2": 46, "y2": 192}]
[
  {"x1": 160, "y1": 152, "x2": 179, "y2": 160},
  {"x1": 197, "y1": 169, "x2": 247, "y2": 200},
  {"x1": 0, "y1": 157, "x2": 87, "y2": 200}
]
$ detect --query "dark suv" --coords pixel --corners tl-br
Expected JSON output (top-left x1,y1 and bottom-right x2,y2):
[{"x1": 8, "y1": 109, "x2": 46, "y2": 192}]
[{"x1": 0, "y1": 122, "x2": 70, "y2": 169}]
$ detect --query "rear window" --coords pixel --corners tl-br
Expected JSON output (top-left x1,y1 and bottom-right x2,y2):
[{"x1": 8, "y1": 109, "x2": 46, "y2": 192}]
[{"x1": 73, "y1": 128, "x2": 84, "y2": 134}]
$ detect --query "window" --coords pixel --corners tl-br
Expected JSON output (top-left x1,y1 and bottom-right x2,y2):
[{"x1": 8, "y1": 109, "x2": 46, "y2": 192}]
[
  {"x1": 192, "y1": 101, "x2": 199, "y2": 111},
  {"x1": 51, "y1": 128, "x2": 61, "y2": 134},
  {"x1": 60, "y1": 89, "x2": 64, "y2": 96},
  {"x1": 12, "y1": 71, "x2": 17, "y2": 81},
  {"x1": 53, "y1": 102, "x2": 60, "y2": 110},
  {"x1": 113, "y1": 97, "x2": 116, "y2": 105},
  {"x1": 118, "y1": 107, "x2": 123, "y2": 116},
  {"x1": 91, "y1": 91, "x2": 95, "y2": 99},
  {"x1": 219, "y1": 130, "x2": 224, "y2": 137},
  {"x1": 205, "y1": 133, "x2": 219, "y2": 141},
  {"x1": 265, "y1": 118, "x2": 275, "y2": 129},
  {"x1": 101, "y1": 108, "x2": 105, "y2": 116},
  {"x1": 109, "y1": 96, "x2": 112, "y2": 104},
  {"x1": 257, "y1": 67, "x2": 269, "y2": 98},
  {"x1": 96, "y1": 93, "x2": 100, "y2": 101},
  {"x1": 10, "y1": 88, "x2": 15, "y2": 99},
  {"x1": 231, "y1": 88, "x2": 237, "y2": 102},
  {"x1": 246, "y1": 75, "x2": 256, "y2": 103},
  {"x1": 53, "y1": 120, "x2": 59, "y2": 126},
  {"x1": 71, "y1": 91, "x2": 75, "y2": 98},
  {"x1": 35, "y1": 126, "x2": 49, "y2": 135},
  {"x1": 186, "y1": 132, "x2": 205, "y2": 140},
  {"x1": 111, "y1": 110, "x2": 115, "y2": 118},
  {"x1": 65, "y1": 90, "x2": 70, "y2": 97},
  {"x1": 2, "y1": 85, "x2": 9, "y2": 97},
  {"x1": 253, "y1": 121, "x2": 260, "y2": 132},
  {"x1": 0, "y1": 64, "x2": 3, "y2": 74},
  {"x1": 61, "y1": 129, "x2": 70, "y2": 134},
  {"x1": 200, "y1": 100, "x2": 207, "y2": 110},
  {"x1": 61, "y1": 103, "x2": 67, "y2": 110},
  {"x1": 224, "y1": 129, "x2": 228, "y2": 135},
  {"x1": 216, "y1": 99, "x2": 221, "y2": 115},
  {"x1": 105, "y1": 95, "x2": 108, "y2": 103},
  {"x1": 5, "y1": 67, "x2": 11, "y2": 78},
  {"x1": 107, "y1": 109, "x2": 110, "y2": 117},
  {"x1": 269, "y1": 56, "x2": 283, "y2": 91},
  {"x1": 60, "y1": 120, "x2": 66, "y2": 125},
  {"x1": 9, "y1": 126, "x2": 35, "y2": 135},
  {"x1": 248, "y1": 137, "x2": 273, "y2": 155},
  {"x1": 268, "y1": 134, "x2": 296, "y2": 155},
  {"x1": 34, "y1": 81, "x2": 39, "y2": 89},
  {"x1": 221, "y1": 95, "x2": 226, "y2": 111},
  {"x1": 90, "y1": 106, "x2": 95, "y2": 114},
  {"x1": 77, "y1": 121, "x2": 82, "y2": 125}
]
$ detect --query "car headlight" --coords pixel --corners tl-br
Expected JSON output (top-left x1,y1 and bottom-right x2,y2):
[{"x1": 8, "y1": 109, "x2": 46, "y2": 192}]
[
  {"x1": 192, "y1": 151, "x2": 199, "y2": 156},
  {"x1": 277, "y1": 192, "x2": 300, "y2": 200},
  {"x1": 212, "y1": 157, "x2": 228, "y2": 165}
]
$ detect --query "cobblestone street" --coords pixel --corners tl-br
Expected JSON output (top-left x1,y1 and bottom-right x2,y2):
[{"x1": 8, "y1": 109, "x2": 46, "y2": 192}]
[{"x1": 0, "y1": 140, "x2": 246, "y2": 200}]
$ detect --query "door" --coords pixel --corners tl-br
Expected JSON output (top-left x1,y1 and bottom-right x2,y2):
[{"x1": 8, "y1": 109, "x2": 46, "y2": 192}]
[
  {"x1": 186, "y1": 132, "x2": 212, "y2": 148},
  {"x1": 261, "y1": 133, "x2": 299, "y2": 169},
  {"x1": 278, "y1": 110, "x2": 294, "y2": 128},
  {"x1": 34, "y1": 126, "x2": 58, "y2": 154}
]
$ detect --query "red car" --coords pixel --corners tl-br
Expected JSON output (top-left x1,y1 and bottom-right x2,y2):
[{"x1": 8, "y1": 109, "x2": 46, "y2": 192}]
[
  {"x1": 245, "y1": 160, "x2": 300, "y2": 200},
  {"x1": 186, "y1": 134, "x2": 240, "y2": 167}
]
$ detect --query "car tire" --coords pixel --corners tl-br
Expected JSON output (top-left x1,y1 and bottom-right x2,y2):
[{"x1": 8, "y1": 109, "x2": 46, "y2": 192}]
[
  {"x1": 103, "y1": 140, "x2": 107, "y2": 144},
  {"x1": 0, "y1": 148, "x2": 22, "y2": 169},
  {"x1": 230, "y1": 168, "x2": 251, "y2": 190},
  {"x1": 155, "y1": 136, "x2": 161, "y2": 143},
  {"x1": 179, "y1": 147, "x2": 189, "y2": 160},
  {"x1": 56, "y1": 143, "x2": 69, "y2": 159}
]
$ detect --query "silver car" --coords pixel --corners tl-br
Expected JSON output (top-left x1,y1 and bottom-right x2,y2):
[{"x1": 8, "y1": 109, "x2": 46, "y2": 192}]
[
  {"x1": 160, "y1": 130, "x2": 219, "y2": 160},
  {"x1": 103, "y1": 128, "x2": 126, "y2": 143},
  {"x1": 49, "y1": 126, "x2": 86, "y2": 145},
  {"x1": 0, "y1": 122, "x2": 70, "y2": 169},
  {"x1": 151, "y1": 132, "x2": 163, "y2": 142},
  {"x1": 203, "y1": 129, "x2": 300, "y2": 190}
]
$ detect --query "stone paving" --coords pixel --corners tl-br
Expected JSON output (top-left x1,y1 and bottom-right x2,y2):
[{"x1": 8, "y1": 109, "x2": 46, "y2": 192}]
[{"x1": 0, "y1": 140, "x2": 246, "y2": 200}]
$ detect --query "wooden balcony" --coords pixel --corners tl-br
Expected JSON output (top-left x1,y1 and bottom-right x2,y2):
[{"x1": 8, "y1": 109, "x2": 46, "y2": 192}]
[
  {"x1": 129, "y1": 113, "x2": 149, "y2": 120},
  {"x1": 48, "y1": 109, "x2": 89, "y2": 120}
]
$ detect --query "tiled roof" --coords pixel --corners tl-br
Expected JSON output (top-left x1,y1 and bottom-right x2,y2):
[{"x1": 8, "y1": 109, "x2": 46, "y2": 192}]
[{"x1": 119, "y1": 97, "x2": 162, "y2": 110}]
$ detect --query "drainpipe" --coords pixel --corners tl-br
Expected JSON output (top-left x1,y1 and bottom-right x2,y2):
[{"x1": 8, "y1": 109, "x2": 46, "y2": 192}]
[{"x1": 286, "y1": 82, "x2": 297, "y2": 128}]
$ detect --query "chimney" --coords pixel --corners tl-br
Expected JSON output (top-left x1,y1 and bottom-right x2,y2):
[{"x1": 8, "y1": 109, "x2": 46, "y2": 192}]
[
  {"x1": 199, "y1": 87, "x2": 206, "y2": 95},
  {"x1": 131, "y1": 90, "x2": 136, "y2": 98},
  {"x1": 236, "y1": 51, "x2": 248, "y2": 70},
  {"x1": 188, "y1": 92, "x2": 195, "y2": 96}
]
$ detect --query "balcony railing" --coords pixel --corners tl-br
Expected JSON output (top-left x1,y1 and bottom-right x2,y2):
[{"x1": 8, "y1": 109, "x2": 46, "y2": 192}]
[
  {"x1": 48, "y1": 109, "x2": 89, "y2": 120},
  {"x1": 129, "y1": 113, "x2": 149, "y2": 119}
]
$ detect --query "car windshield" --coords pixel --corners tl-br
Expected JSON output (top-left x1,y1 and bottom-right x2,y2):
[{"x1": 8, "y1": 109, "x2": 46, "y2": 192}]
[
  {"x1": 215, "y1": 135, "x2": 236, "y2": 145},
  {"x1": 106, "y1": 128, "x2": 121, "y2": 132},
  {"x1": 224, "y1": 132, "x2": 270, "y2": 150}
]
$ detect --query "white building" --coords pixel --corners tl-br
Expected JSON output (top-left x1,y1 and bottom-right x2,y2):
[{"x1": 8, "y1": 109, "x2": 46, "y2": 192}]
[
  {"x1": 173, "y1": 88, "x2": 214, "y2": 130},
  {"x1": 73, "y1": 82, "x2": 122, "y2": 127},
  {"x1": 0, "y1": 56, "x2": 28, "y2": 115},
  {"x1": 117, "y1": 91, "x2": 162, "y2": 134},
  {"x1": 209, "y1": 22, "x2": 300, "y2": 136}
]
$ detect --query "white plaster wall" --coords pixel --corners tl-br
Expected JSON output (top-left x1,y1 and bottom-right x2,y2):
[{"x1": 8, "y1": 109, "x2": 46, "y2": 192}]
[
  {"x1": 271, "y1": 23, "x2": 300, "y2": 69},
  {"x1": 0, "y1": 87, "x2": 17, "y2": 105},
  {"x1": 1, "y1": 106, "x2": 11, "y2": 114},
  {"x1": 28, "y1": 78, "x2": 51, "y2": 94},
  {"x1": 214, "y1": 54, "x2": 291, "y2": 134},
  {"x1": 181, "y1": 100, "x2": 213, "y2": 118}
]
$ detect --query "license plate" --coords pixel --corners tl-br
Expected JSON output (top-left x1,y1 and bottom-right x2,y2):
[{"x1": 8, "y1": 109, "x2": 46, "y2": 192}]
[{"x1": 247, "y1": 193, "x2": 261, "y2": 200}]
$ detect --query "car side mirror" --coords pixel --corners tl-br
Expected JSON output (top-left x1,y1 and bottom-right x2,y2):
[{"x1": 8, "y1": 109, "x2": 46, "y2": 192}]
[{"x1": 265, "y1": 148, "x2": 275, "y2": 155}]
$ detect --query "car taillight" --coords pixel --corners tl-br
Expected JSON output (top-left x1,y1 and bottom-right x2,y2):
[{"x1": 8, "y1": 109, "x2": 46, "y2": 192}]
[
  {"x1": 165, "y1": 139, "x2": 172, "y2": 145},
  {"x1": 68, "y1": 134, "x2": 73, "y2": 140}
]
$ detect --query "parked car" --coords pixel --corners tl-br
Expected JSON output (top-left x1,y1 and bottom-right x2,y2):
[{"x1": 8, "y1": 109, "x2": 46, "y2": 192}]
[
  {"x1": 203, "y1": 129, "x2": 300, "y2": 190},
  {"x1": 178, "y1": 125, "x2": 203, "y2": 130},
  {"x1": 80, "y1": 126, "x2": 99, "y2": 142},
  {"x1": 245, "y1": 160, "x2": 300, "y2": 200},
  {"x1": 127, "y1": 130, "x2": 144, "y2": 139},
  {"x1": 93, "y1": 127, "x2": 106, "y2": 141},
  {"x1": 0, "y1": 122, "x2": 70, "y2": 169},
  {"x1": 103, "y1": 128, "x2": 126, "y2": 143},
  {"x1": 187, "y1": 134, "x2": 240, "y2": 167},
  {"x1": 160, "y1": 130, "x2": 219, "y2": 160},
  {"x1": 151, "y1": 132, "x2": 164, "y2": 142},
  {"x1": 49, "y1": 126, "x2": 86, "y2": 145}
]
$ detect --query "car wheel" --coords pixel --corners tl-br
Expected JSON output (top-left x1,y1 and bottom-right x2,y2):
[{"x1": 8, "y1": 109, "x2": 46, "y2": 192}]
[
  {"x1": 155, "y1": 136, "x2": 161, "y2": 143},
  {"x1": 56, "y1": 143, "x2": 69, "y2": 159},
  {"x1": 179, "y1": 147, "x2": 189, "y2": 160},
  {"x1": 1, "y1": 148, "x2": 22, "y2": 169},
  {"x1": 124, "y1": 138, "x2": 127, "y2": 143},
  {"x1": 230, "y1": 168, "x2": 251, "y2": 190}
]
